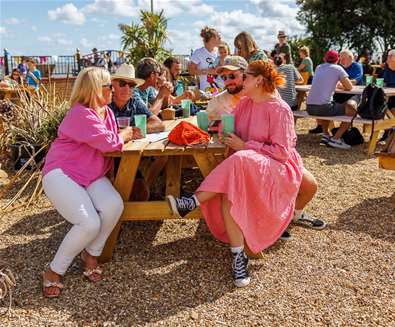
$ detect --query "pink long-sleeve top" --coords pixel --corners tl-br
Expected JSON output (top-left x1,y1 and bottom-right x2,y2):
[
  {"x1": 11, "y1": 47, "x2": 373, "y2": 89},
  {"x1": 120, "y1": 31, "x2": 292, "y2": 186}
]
[{"x1": 42, "y1": 103, "x2": 124, "y2": 187}]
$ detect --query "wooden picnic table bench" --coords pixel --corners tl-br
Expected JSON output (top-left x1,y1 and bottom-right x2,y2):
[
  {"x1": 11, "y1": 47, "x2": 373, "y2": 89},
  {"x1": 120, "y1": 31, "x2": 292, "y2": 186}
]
[
  {"x1": 100, "y1": 116, "x2": 226, "y2": 262},
  {"x1": 293, "y1": 110, "x2": 395, "y2": 155}
]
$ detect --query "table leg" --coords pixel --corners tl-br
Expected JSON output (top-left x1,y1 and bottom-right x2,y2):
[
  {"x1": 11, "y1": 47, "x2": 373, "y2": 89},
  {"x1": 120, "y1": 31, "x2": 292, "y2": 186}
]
[
  {"x1": 367, "y1": 130, "x2": 380, "y2": 156},
  {"x1": 193, "y1": 152, "x2": 219, "y2": 177},
  {"x1": 100, "y1": 152, "x2": 141, "y2": 262},
  {"x1": 165, "y1": 156, "x2": 182, "y2": 197}
]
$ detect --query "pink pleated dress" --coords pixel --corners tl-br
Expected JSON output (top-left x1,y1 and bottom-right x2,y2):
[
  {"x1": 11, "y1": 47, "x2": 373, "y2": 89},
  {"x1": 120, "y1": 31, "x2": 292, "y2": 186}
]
[{"x1": 197, "y1": 96, "x2": 304, "y2": 253}]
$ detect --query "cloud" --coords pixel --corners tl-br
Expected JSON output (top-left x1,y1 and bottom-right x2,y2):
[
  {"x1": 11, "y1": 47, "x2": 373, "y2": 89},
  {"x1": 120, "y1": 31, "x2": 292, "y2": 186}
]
[
  {"x1": 32, "y1": 25, "x2": 37, "y2": 32},
  {"x1": 137, "y1": 0, "x2": 214, "y2": 18},
  {"x1": 57, "y1": 38, "x2": 72, "y2": 45},
  {"x1": 48, "y1": 3, "x2": 85, "y2": 25},
  {"x1": 83, "y1": 0, "x2": 138, "y2": 17},
  {"x1": 38, "y1": 36, "x2": 52, "y2": 43},
  {"x1": 0, "y1": 27, "x2": 6, "y2": 35},
  {"x1": 80, "y1": 37, "x2": 93, "y2": 48},
  {"x1": 4, "y1": 18, "x2": 20, "y2": 25}
]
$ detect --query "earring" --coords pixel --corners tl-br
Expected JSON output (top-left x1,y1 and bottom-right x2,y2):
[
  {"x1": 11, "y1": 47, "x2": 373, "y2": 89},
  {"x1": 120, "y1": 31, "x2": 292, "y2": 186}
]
[{"x1": 255, "y1": 83, "x2": 259, "y2": 88}]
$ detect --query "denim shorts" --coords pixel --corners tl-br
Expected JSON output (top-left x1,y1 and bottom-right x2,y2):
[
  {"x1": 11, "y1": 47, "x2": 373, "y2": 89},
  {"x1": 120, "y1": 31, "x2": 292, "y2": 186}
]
[{"x1": 306, "y1": 102, "x2": 346, "y2": 116}]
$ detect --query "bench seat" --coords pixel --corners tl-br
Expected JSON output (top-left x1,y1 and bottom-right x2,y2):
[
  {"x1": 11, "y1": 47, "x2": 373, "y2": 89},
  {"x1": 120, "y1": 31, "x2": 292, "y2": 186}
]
[{"x1": 293, "y1": 110, "x2": 395, "y2": 155}]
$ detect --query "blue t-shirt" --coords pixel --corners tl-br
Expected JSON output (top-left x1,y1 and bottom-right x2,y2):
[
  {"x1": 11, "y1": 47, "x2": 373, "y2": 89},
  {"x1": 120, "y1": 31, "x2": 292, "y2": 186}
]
[
  {"x1": 133, "y1": 86, "x2": 158, "y2": 106},
  {"x1": 109, "y1": 97, "x2": 152, "y2": 126},
  {"x1": 342, "y1": 62, "x2": 363, "y2": 85},
  {"x1": 307, "y1": 63, "x2": 348, "y2": 105},
  {"x1": 26, "y1": 68, "x2": 41, "y2": 90},
  {"x1": 383, "y1": 65, "x2": 395, "y2": 87}
]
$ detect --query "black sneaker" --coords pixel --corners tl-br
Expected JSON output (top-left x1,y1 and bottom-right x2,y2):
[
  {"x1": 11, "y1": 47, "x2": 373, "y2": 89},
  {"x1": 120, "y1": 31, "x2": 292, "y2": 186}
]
[
  {"x1": 294, "y1": 212, "x2": 327, "y2": 230},
  {"x1": 309, "y1": 125, "x2": 323, "y2": 134},
  {"x1": 280, "y1": 230, "x2": 292, "y2": 241},
  {"x1": 232, "y1": 251, "x2": 250, "y2": 287},
  {"x1": 166, "y1": 195, "x2": 197, "y2": 218}
]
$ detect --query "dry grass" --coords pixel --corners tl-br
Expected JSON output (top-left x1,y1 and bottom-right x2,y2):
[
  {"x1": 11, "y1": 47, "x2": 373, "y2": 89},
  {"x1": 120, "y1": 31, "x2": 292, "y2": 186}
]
[{"x1": 0, "y1": 119, "x2": 394, "y2": 327}]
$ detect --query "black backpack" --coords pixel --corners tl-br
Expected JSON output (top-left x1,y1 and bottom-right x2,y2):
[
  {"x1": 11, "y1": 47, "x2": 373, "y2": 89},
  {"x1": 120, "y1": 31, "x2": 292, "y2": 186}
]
[{"x1": 357, "y1": 84, "x2": 387, "y2": 120}]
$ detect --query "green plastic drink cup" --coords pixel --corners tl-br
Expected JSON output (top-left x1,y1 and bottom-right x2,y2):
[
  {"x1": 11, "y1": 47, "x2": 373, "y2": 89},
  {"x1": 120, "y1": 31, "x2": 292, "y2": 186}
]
[
  {"x1": 134, "y1": 114, "x2": 147, "y2": 137},
  {"x1": 181, "y1": 99, "x2": 191, "y2": 118},
  {"x1": 365, "y1": 75, "x2": 373, "y2": 85},
  {"x1": 197, "y1": 111, "x2": 209, "y2": 131},
  {"x1": 221, "y1": 114, "x2": 235, "y2": 141},
  {"x1": 375, "y1": 78, "x2": 384, "y2": 88}
]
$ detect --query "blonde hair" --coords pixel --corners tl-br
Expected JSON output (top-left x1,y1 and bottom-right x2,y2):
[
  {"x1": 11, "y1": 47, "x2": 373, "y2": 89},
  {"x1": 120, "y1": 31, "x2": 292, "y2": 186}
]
[
  {"x1": 218, "y1": 41, "x2": 231, "y2": 55},
  {"x1": 234, "y1": 32, "x2": 258, "y2": 58},
  {"x1": 299, "y1": 46, "x2": 310, "y2": 57},
  {"x1": 70, "y1": 67, "x2": 110, "y2": 109}
]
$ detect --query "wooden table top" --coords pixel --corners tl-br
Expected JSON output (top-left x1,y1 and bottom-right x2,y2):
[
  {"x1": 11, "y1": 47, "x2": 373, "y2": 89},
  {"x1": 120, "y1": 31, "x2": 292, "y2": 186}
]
[
  {"x1": 107, "y1": 116, "x2": 225, "y2": 157},
  {"x1": 296, "y1": 84, "x2": 395, "y2": 96}
]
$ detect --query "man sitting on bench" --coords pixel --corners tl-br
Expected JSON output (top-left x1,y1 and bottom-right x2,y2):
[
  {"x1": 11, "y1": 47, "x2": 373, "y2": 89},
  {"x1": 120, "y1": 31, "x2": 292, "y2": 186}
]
[{"x1": 306, "y1": 50, "x2": 355, "y2": 150}]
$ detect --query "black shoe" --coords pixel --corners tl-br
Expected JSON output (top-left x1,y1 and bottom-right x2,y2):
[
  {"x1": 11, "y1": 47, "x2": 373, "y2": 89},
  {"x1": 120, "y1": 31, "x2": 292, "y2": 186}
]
[
  {"x1": 309, "y1": 125, "x2": 323, "y2": 134},
  {"x1": 294, "y1": 212, "x2": 327, "y2": 230},
  {"x1": 232, "y1": 251, "x2": 250, "y2": 287},
  {"x1": 166, "y1": 195, "x2": 197, "y2": 218},
  {"x1": 280, "y1": 230, "x2": 292, "y2": 241}
]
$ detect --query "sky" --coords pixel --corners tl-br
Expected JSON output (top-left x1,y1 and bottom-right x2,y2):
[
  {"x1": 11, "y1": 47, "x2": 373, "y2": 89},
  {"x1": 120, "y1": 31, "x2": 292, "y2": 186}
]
[{"x1": 0, "y1": 0, "x2": 306, "y2": 56}]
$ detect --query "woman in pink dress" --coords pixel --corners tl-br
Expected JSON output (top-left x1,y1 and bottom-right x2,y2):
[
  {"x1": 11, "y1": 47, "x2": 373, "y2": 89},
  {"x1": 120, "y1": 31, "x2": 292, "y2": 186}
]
[{"x1": 167, "y1": 60, "x2": 304, "y2": 287}]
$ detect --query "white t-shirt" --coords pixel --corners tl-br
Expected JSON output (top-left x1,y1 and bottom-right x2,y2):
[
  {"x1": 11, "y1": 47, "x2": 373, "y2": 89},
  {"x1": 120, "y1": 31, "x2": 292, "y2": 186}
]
[{"x1": 191, "y1": 46, "x2": 218, "y2": 92}]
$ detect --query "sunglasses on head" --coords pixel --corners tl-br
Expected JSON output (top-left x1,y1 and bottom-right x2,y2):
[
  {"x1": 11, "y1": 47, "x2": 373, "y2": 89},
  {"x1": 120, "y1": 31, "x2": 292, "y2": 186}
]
[{"x1": 118, "y1": 80, "x2": 136, "y2": 88}]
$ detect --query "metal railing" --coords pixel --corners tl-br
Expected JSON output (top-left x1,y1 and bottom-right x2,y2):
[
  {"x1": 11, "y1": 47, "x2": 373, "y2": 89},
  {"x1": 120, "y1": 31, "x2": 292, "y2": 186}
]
[{"x1": 1, "y1": 49, "x2": 191, "y2": 78}]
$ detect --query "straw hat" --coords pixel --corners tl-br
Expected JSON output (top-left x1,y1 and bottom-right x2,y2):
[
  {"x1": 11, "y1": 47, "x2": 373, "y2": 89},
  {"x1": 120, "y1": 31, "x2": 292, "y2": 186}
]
[{"x1": 111, "y1": 63, "x2": 144, "y2": 86}]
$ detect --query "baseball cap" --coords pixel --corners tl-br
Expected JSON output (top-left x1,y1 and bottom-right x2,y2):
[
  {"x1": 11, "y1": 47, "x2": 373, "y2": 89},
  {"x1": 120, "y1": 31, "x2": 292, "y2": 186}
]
[
  {"x1": 325, "y1": 50, "x2": 339, "y2": 63},
  {"x1": 216, "y1": 56, "x2": 248, "y2": 74}
]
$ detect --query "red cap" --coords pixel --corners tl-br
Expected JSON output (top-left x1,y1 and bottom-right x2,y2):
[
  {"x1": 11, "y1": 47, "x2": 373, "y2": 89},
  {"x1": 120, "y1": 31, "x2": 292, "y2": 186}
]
[{"x1": 324, "y1": 50, "x2": 339, "y2": 63}]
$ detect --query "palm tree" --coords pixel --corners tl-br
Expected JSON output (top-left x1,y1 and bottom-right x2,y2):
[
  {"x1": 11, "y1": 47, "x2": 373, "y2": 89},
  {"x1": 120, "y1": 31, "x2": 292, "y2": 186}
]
[{"x1": 119, "y1": 10, "x2": 171, "y2": 65}]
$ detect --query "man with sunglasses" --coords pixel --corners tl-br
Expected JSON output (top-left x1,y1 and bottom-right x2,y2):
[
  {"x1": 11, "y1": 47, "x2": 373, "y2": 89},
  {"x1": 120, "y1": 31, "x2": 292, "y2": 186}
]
[
  {"x1": 109, "y1": 63, "x2": 164, "y2": 134},
  {"x1": 206, "y1": 56, "x2": 326, "y2": 239}
]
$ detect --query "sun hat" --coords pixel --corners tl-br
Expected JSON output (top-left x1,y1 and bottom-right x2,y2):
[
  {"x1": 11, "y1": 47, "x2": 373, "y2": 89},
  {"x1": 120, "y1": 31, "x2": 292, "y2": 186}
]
[
  {"x1": 216, "y1": 56, "x2": 248, "y2": 74},
  {"x1": 277, "y1": 31, "x2": 287, "y2": 38},
  {"x1": 324, "y1": 50, "x2": 339, "y2": 63},
  {"x1": 111, "y1": 63, "x2": 144, "y2": 86}
]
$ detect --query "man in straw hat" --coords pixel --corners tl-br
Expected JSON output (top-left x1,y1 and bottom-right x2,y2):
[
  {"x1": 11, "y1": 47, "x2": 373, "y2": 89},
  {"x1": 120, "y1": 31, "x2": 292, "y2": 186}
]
[
  {"x1": 109, "y1": 63, "x2": 165, "y2": 201},
  {"x1": 274, "y1": 31, "x2": 293, "y2": 64},
  {"x1": 207, "y1": 56, "x2": 326, "y2": 240}
]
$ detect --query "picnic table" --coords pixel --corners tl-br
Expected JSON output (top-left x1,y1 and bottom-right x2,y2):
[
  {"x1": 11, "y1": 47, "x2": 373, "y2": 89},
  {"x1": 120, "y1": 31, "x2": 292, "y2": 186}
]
[
  {"x1": 100, "y1": 116, "x2": 226, "y2": 262},
  {"x1": 295, "y1": 84, "x2": 395, "y2": 96}
]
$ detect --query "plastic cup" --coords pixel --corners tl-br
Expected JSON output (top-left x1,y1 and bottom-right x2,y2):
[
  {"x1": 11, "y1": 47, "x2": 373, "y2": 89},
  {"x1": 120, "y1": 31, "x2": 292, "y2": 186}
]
[
  {"x1": 365, "y1": 75, "x2": 373, "y2": 85},
  {"x1": 197, "y1": 110, "x2": 209, "y2": 131},
  {"x1": 375, "y1": 78, "x2": 384, "y2": 88},
  {"x1": 181, "y1": 99, "x2": 191, "y2": 118},
  {"x1": 134, "y1": 114, "x2": 147, "y2": 137},
  {"x1": 116, "y1": 116, "x2": 130, "y2": 129},
  {"x1": 221, "y1": 114, "x2": 235, "y2": 141}
]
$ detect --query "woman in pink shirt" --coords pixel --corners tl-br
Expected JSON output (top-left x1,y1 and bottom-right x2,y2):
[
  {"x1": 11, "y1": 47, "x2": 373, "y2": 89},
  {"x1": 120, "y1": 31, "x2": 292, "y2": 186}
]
[
  {"x1": 167, "y1": 60, "x2": 304, "y2": 287},
  {"x1": 41, "y1": 67, "x2": 136, "y2": 298}
]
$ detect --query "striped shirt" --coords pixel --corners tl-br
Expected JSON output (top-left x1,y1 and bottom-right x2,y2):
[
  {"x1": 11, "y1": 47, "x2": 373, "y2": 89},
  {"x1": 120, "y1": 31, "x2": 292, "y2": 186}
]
[{"x1": 276, "y1": 64, "x2": 302, "y2": 108}]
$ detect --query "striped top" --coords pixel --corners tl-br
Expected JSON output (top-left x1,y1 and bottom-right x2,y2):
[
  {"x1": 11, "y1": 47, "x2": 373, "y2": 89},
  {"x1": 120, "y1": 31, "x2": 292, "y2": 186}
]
[{"x1": 276, "y1": 64, "x2": 302, "y2": 108}]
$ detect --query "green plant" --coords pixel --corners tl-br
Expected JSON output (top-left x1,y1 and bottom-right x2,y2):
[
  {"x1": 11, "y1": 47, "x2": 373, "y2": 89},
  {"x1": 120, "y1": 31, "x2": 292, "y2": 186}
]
[
  {"x1": 119, "y1": 10, "x2": 172, "y2": 65},
  {"x1": 0, "y1": 85, "x2": 69, "y2": 212}
]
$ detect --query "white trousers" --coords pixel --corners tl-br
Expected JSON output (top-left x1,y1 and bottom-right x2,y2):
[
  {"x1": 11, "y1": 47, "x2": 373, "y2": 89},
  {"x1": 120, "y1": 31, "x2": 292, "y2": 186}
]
[{"x1": 42, "y1": 169, "x2": 123, "y2": 275}]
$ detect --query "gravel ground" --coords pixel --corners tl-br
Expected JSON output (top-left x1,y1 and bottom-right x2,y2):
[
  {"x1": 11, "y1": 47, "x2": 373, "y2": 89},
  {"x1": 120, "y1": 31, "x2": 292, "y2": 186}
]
[{"x1": 0, "y1": 119, "x2": 394, "y2": 327}]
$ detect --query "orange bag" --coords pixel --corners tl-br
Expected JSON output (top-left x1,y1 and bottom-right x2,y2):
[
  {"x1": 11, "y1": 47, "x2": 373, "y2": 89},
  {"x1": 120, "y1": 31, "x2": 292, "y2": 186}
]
[{"x1": 168, "y1": 121, "x2": 210, "y2": 146}]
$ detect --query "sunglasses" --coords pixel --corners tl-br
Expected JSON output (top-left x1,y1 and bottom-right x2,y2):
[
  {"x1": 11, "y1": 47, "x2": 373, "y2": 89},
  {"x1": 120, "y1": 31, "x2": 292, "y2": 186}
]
[
  {"x1": 220, "y1": 73, "x2": 240, "y2": 81},
  {"x1": 118, "y1": 80, "x2": 136, "y2": 88},
  {"x1": 102, "y1": 83, "x2": 113, "y2": 90}
]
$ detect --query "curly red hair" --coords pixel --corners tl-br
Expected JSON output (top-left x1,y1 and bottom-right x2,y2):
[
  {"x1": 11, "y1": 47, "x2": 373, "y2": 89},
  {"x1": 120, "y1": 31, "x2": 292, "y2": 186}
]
[{"x1": 247, "y1": 60, "x2": 285, "y2": 93}]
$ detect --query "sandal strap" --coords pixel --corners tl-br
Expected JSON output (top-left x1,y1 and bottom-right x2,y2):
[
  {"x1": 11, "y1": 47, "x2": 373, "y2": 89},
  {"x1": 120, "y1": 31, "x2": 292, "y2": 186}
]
[
  {"x1": 83, "y1": 267, "x2": 102, "y2": 277},
  {"x1": 43, "y1": 280, "x2": 64, "y2": 289}
]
